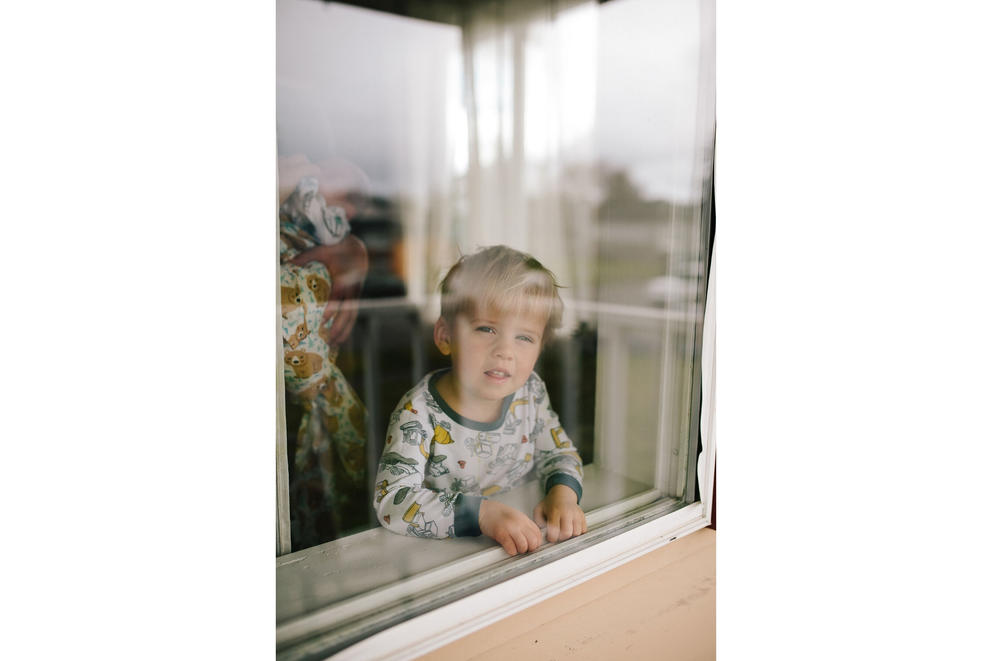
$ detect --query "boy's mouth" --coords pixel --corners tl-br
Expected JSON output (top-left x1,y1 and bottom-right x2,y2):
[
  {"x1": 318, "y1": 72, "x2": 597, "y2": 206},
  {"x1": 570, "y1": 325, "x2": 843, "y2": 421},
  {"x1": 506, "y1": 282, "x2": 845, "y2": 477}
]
[{"x1": 485, "y1": 369, "x2": 511, "y2": 380}]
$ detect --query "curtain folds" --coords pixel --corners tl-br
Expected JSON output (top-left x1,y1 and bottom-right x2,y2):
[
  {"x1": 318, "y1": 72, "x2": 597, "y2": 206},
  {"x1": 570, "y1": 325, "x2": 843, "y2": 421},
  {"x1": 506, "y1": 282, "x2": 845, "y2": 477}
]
[{"x1": 402, "y1": 0, "x2": 600, "y2": 334}]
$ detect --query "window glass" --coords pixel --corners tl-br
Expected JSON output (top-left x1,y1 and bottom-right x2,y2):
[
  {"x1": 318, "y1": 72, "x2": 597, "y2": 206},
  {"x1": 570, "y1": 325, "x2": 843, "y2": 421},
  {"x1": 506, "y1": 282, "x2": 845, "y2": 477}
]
[{"x1": 276, "y1": 0, "x2": 713, "y2": 618}]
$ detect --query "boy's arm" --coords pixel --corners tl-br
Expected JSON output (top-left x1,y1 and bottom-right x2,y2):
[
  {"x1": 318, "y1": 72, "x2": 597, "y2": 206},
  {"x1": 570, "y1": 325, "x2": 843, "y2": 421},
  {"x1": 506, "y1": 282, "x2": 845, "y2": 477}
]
[
  {"x1": 529, "y1": 373, "x2": 587, "y2": 542},
  {"x1": 374, "y1": 394, "x2": 543, "y2": 553},
  {"x1": 529, "y1": 374, "x2": 584, "y2": 501},
  {"x1": 374, "y1": 400, "x2": 474, "y2": 540}
]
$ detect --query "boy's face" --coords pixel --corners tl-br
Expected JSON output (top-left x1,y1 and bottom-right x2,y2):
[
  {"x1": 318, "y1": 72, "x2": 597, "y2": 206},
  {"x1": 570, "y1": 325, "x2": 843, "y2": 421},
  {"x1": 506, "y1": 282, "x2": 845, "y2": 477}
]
[{"x1": 435, "y1": 306, "x2": 546, "y2": 415}]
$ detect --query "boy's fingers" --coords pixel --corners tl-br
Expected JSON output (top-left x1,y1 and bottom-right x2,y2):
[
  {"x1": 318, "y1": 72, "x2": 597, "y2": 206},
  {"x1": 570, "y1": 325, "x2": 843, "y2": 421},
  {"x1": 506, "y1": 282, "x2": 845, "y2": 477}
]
[
  {"x1": 496, "y1": 532, "x2": 517, "y2": 556},
  {"x1": 510, "y1": 530, "x2": 529, "y2": 555},
  {"x1": 532, "y1": 505, "x2": 547, "y2": 527},
  {"x1": 560, "y1": 517, "x2": 573, "y2": 540},
  {"x1": 546, "y1": 512, "x2": 561, "y2": 543},
  {"x1": 525, "y1": 522, "x2": 542, "y2": 551},
  {"x1": 567, "y1": 513, "x2": 585, "y2": 538}
]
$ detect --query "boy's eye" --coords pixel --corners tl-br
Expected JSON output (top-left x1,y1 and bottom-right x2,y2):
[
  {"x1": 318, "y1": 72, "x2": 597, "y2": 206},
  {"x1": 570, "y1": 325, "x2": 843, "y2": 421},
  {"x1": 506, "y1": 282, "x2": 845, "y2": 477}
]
[
  {"x1": 517, "y1": 335, "x2": 535, "y2": 343},
  {"x1": 475, "y1": 326, "x2": 496, "y2": 334}
]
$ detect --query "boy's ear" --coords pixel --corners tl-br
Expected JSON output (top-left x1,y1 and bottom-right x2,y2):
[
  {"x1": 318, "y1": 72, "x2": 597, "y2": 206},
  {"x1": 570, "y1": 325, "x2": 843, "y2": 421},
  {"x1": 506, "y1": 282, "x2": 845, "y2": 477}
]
[{"x1": 434, "y1": 318, "x2": 452, "y2": 356}]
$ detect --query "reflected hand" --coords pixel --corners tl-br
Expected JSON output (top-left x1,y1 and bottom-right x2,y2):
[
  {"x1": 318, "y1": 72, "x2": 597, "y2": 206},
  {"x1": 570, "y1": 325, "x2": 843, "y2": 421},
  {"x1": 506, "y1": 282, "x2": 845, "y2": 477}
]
[
  {"x1": 277, "y1": 154, "x2": 322, "y2": 206},
  {"x1": 278, "y1": 153, "x2": 362, "y2": 217},
  {"x1": 533, "y1": 484, "x2": 587, "y2": 543},
  {"x1": 290, "y1": 234, "x2": 369, "y2": 345}
]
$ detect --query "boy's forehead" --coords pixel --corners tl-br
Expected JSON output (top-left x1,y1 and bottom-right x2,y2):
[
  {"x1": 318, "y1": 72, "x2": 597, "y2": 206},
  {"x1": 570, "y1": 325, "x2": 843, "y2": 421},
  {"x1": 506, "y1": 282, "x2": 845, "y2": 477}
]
[{"x1": 463, "y1": 305, "x2": 548, "y2": 330}]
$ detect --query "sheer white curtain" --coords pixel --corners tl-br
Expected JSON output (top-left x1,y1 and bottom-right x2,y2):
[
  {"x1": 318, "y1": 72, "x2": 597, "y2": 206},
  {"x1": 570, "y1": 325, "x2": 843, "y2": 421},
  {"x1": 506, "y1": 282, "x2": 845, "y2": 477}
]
[{"x1": 406, "y1": 0, "x2": 600, "y2": 332}]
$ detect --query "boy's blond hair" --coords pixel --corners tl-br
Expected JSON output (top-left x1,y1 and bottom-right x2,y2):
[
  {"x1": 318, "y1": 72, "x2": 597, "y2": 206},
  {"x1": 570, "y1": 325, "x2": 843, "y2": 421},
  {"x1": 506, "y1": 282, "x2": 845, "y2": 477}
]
[{"x1": 439, "y1": 245, "x2": 563, "y2": 345}]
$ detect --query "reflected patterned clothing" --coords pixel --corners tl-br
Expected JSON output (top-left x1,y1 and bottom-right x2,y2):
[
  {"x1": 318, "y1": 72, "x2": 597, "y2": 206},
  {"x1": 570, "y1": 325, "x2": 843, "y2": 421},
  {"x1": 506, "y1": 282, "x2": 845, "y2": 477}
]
[
  {"x1": 280, "y1": 177, "x2": 368, "y2": 546},
  {"x1": 373, "y1": 369, "x2": 583, "y2": 539}
]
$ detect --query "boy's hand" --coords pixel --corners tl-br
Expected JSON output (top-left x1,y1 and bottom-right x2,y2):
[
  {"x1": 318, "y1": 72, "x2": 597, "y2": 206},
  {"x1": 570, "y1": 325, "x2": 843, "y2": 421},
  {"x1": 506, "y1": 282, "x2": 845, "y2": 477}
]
[
  {"x1": 479, "y1": 500, "x2": 542, "y2": 556},
  {"x1": 533, "y1": 484, "x2": 587, "y2": 543}
]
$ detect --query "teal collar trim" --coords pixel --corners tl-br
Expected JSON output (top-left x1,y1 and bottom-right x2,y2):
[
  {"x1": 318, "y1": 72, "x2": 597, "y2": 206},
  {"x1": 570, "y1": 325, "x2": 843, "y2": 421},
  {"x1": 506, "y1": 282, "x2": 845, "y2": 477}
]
[{"x1": 427, "y1": 369, "x2": 514, "y2": 431}]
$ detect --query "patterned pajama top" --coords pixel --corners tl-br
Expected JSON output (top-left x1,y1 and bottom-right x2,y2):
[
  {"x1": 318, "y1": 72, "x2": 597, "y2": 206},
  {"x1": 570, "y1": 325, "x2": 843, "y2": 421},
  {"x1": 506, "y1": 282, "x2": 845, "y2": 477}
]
[{"x1": 373, "y1": 369, "x2": 584, "y2": 539}]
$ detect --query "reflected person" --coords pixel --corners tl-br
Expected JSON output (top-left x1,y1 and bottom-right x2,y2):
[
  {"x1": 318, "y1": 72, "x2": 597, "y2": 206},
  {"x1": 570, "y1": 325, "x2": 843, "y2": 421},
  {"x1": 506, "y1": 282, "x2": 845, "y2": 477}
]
[{"x1": 279, "y1": 154, "x2": 370, "y2": 548}]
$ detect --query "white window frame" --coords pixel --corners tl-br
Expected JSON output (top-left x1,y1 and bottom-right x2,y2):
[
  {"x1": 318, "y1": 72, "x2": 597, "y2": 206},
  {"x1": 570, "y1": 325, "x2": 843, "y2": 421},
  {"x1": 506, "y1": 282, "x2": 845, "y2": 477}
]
[{"x1": 275, "y1": 243, "x2": 716, "y2": 660}]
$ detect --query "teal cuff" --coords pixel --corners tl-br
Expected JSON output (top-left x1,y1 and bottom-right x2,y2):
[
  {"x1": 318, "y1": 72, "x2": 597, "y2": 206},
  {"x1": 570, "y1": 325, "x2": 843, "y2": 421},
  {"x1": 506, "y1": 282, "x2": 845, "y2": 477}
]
[
  {"x1": 453, "y1": 493, "x2": 483, "y2": 537},
  {"x1": 545, "y1": 473, "x2": 583, "y2": 504}
]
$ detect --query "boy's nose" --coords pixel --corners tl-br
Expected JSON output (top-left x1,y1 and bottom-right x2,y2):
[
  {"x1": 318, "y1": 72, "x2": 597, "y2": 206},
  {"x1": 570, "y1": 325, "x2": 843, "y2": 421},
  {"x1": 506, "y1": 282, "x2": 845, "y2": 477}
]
[{"x1": 493, "y1": 338, "x2": 514, "y2": 360}]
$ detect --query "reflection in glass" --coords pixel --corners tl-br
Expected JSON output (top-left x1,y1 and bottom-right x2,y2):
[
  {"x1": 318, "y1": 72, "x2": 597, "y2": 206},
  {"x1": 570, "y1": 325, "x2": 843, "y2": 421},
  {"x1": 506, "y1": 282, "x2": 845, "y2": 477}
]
[{"x1": 276, "y1": 0, "x2": 714, "y2": 568}]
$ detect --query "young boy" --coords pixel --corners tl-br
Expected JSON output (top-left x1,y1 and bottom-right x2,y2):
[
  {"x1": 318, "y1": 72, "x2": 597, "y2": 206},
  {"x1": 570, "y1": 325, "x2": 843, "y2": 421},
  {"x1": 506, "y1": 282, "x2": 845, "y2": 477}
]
[{"x1": 373, "y1": 246, "x2": 586, "y2": 556}]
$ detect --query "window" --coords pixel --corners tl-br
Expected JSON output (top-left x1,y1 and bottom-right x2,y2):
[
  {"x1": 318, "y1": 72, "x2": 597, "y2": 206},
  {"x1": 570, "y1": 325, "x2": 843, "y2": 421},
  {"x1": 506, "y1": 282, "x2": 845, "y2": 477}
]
[{"x1": 276, "y1": 0, "x2": 715, "y2": 657}]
